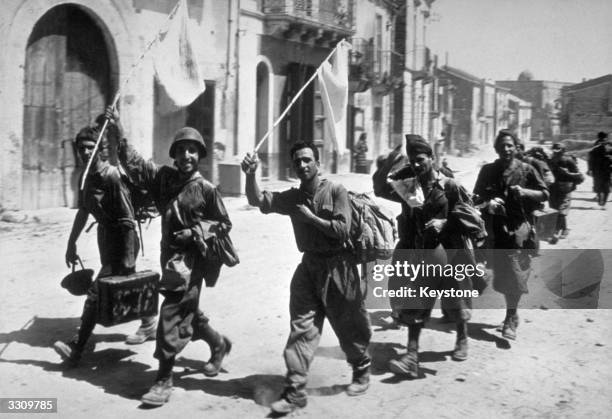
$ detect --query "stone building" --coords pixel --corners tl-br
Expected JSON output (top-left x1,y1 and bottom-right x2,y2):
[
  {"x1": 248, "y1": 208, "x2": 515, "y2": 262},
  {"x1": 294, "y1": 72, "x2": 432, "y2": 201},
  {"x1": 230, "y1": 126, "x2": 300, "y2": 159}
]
[
  {"x1": 0, "y1": 0, "x2": 233, "y2": 210},
  {"x1": 560, "y1": 74, "x2": 612, "y2": 140},
  {"x1": 0, "y1": 0, "x2": 420, "y2": 209},
  {"x1": 434, "y1": 65, "x2": 533, "y2": 152},
  {"x1": 497, "y1": 76, "x2": 572, "y2": 143}
]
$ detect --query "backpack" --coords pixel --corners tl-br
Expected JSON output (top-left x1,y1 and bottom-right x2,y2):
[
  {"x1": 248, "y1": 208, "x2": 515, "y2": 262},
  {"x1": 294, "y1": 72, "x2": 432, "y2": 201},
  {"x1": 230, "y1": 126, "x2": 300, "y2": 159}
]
[{"x1": 347, "y1": 192, "x2": 397, "y2": 263}]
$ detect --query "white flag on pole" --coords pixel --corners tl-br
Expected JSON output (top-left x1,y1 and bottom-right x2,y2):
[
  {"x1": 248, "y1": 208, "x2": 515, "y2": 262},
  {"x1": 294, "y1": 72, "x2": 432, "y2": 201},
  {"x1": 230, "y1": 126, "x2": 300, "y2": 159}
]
[
  {"x1": 153, "y1": 0, "x2": 205, "y2": 107},
  {"x1": 317, "y1": 41, "x2": 350, "y2": 155}
]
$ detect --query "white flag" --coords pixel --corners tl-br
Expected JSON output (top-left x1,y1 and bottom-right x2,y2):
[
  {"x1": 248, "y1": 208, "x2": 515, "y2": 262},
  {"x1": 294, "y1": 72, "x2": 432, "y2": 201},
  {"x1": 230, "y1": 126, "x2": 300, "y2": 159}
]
[
  {"x1": 153, "y1": 0, "x2": 205, "y2": 107},
  {"x1": 317, "y1": 41, "x2": 350, "y2": 155}
]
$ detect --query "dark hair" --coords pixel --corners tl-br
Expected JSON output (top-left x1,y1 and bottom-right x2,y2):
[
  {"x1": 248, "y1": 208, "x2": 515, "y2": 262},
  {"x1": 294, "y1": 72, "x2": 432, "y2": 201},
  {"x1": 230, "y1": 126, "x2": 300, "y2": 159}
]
[
  {"x1": 75, "y1": 126, "x2": 100, "y2": 144},
  {"x1": 290, "y1": 141, "x2": 319, "y2": 161},
  {"x1": 598, "y1": 131, "x2": 608, "y2": 140},
  {"x1": 527, "y1": 146, "x2": 549, "y2": 161},
  {"x1": 494, "y1": 129, "x2": 519, "y2": 150},
  {"x1": 358, "y1": 133, "x2": 367, "y2": 141}
]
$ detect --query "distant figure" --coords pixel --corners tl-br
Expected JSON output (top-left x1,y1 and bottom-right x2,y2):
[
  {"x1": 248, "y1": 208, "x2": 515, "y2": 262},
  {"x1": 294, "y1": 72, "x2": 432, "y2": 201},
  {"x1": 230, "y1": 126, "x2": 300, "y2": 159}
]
[
  {"x1": 588, "y1": 132, "x2": 612, "y2": 209},
  {"x1": 213, "y1": 141, "x2": 226, "y2": 161},
  {"x1": 548, "y1": 143, "x2": 583, "y2": 243},
  {"x1": 525, "y1": 147, "x2": 554, "y2": 187},
  {"x1": 522, "y1": 145, "x2": 554, "y2": 187},
  {"x1": 439, "y1": 158, "x2": 454, "y2": 178},
  {"x1": 353, "y1": 133, "x2": 369, "y2": 174}
]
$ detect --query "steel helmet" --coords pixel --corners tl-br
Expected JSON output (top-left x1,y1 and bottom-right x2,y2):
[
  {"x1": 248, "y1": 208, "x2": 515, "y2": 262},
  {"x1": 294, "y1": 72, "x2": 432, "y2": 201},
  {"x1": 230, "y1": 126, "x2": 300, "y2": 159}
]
[{"x1": 169, "y1": 127, "x2": 207, "y2": 159}]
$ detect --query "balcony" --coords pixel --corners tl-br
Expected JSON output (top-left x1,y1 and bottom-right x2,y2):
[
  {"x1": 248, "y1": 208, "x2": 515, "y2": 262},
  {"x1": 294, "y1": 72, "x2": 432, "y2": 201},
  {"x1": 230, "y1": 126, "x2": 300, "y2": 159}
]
[
  {"x1": 349, "y1": 37, "x2": 405, "y2": 94},
  {"x1": 262, "y1": 0, "x2": 354, "y2": 44}
]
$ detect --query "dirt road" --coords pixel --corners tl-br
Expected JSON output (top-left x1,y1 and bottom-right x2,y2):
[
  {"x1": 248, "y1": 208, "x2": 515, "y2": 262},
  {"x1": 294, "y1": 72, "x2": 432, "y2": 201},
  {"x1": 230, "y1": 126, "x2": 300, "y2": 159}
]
[{"x1": 1, "y1": 154, "x2": 610, "y2": 418}]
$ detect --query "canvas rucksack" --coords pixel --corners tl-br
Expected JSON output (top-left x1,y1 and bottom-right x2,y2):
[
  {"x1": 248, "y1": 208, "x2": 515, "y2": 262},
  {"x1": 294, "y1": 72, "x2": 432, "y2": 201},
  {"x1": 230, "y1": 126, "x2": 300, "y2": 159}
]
[{"x1": 348, "y1": 191, "x2": 397, "y2": 263}]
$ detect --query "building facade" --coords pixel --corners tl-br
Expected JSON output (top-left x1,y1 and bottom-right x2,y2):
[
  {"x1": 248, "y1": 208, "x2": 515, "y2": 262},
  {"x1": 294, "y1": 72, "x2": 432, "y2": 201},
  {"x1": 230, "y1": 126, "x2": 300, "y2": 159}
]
[
  {"x1": 560, "y1": 74, "x2": 612, "y2": 140},
  {"x1": 0, "y1": 0, "x2": 426, "y2": 209},
  {"x1": 0, "y1": 0, "x2": 232, "y2": 210},
  {"x1": 496, "y1": 79, "x2": 572, "y2": 143}
]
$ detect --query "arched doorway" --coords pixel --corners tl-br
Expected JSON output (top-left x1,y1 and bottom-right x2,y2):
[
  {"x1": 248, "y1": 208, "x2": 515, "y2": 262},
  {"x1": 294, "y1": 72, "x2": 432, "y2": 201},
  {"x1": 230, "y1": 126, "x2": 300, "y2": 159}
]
[
  {"x1": 255, "y1": 62, "x2": 270, "y2": 178},
  {"x1": 22, "y1": 5, "x2": 116, "y2": 209}
]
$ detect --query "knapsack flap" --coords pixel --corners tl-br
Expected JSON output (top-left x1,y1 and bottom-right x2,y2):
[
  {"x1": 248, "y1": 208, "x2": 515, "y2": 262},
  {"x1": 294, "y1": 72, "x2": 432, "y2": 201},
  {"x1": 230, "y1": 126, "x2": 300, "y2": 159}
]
[{"x1": 348, "y1": 191, "x2": 397, "y2": 263}]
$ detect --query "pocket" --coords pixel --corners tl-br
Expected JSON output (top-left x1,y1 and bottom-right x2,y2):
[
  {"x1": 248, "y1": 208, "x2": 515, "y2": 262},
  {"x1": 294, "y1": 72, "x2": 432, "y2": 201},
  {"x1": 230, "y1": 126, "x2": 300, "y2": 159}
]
[{"x1": 160, "y1": 253, "x2": 192, "y2": 292}]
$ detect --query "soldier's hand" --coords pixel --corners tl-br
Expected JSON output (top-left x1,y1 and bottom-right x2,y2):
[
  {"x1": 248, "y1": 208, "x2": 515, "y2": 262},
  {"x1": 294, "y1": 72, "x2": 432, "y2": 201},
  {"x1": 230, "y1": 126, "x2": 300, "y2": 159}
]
[
  {"x1": 509, "y1": 185, "x2": 524, "y2": 198},
  {"x1": 65, "y1": 242, "x2": 79, "y2": 268},
  {"x1": 241, "y1": 152, "x2": 259, "y2": 174},
  {"x1": 294, "y1": 204, "x2": 314, "y2": 223},
  {"x1": 173, "y1": 228, "x2": 193, "y2": 246},
  {"x1": 104, "y1": 105, "x2": 119, "y2": 122},
  {"x1": 487, "y1": 198, "x2": 505, "y2": 215},
  {"x1": 425, "y1": 218, "x2": 446, "y2": 234}
]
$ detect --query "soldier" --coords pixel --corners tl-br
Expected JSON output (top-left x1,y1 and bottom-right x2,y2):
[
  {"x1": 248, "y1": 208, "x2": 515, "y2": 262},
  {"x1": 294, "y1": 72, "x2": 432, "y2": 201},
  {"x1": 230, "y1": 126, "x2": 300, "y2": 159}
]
[
  {"x1": 383, "y1": 135, "x2": 482, "y2": 377},
  {"x1": 548, "y1": 143, "x2": 583, "y2": 243},
  {"x1": 110, "y1": 110, "x2": 236, "y2": 406},
  {"x1": 241, "y1": 142, "x2": 372, "y2": 414},
  {"x1": 473, "y1": 130, "x2": 548, "y2": 340},
  {"x1": 54, "y1": 120, "x2": 156, "y2": 365},
  {"x1": 353, "y1": 132, "x2": 369, "y2": 173},
  {"x1": 588, "y1": 132, "x2": 612, "y2": 209}
]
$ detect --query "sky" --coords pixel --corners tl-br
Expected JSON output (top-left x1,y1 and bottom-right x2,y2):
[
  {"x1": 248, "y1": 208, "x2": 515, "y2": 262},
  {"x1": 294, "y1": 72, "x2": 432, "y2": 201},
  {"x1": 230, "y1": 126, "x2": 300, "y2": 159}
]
[{"x1": 427, "y1": 0, "x2": 612, "y2": 82}]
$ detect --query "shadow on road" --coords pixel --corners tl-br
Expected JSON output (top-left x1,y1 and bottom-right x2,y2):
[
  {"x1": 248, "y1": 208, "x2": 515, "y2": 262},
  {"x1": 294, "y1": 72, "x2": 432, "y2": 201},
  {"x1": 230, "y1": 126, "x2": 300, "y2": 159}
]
[
  {"x1": 571, "y1": 206, "x2": 599, "y2": 210},
  {"x1": 0, "y1": 348, "x2": 154, "y2": 400},
  {"x1": 177, "y1": 373, "x2": 285, "y2": 407},
  {"x1": 0, "y1": 316, "x2": 126, "y2": 351}
]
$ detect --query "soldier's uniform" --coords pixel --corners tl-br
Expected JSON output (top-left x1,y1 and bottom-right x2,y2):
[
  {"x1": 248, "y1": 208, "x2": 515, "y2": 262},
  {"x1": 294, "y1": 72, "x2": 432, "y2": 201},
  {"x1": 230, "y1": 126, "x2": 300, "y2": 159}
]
[{"x1": 260, "y1": 179, "x2": 371, "y2": 404}]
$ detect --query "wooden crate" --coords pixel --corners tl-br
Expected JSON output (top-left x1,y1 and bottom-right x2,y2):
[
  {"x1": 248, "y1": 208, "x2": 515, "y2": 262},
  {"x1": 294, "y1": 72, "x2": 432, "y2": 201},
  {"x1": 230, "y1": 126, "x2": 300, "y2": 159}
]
[{"x1": 97, "y1": 270, "x2": 159, "y2": 327}]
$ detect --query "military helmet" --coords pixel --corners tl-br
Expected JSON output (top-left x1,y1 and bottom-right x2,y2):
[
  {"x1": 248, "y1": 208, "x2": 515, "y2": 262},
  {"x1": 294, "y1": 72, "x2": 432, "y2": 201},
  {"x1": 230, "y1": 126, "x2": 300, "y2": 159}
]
[{"x1": 169, "y1": 127, "x2": 207, "y2": 159}]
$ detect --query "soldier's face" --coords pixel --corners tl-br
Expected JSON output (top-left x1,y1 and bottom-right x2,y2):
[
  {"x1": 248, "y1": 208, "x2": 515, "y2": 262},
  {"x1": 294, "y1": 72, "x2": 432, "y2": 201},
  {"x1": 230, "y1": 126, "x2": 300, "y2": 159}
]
[
  {"x1": 496, "y1": 136, "x2": 516, "y2": 161},
  {"x1": 409, "y1": 153, "x2": 433, "y2": 177},
  {"x1": 175, "y1": 141, "x2": 200, "y2": 174},
  {"x1": 292, "y1": 148, "x2": 319, "y2": 181},
  {"x1": 77, "y1": 140, "x2": 96, "y2": 164}
]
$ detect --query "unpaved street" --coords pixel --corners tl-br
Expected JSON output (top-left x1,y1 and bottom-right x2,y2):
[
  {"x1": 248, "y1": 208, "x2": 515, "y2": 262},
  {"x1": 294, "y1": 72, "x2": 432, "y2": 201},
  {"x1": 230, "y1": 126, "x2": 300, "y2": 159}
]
[{"x1": 1, "y1": 153, "x2": 611, "y2": 419}]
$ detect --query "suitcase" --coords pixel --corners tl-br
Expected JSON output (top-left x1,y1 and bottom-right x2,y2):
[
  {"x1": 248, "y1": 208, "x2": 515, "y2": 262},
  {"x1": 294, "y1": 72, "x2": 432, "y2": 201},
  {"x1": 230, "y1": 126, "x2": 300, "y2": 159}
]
[
  {"x1": 97, "y1": 270, "x2": 160, "y2": 327},
  {"x1": 533, "y1": 208, "x2": 558, "y2": 241}
]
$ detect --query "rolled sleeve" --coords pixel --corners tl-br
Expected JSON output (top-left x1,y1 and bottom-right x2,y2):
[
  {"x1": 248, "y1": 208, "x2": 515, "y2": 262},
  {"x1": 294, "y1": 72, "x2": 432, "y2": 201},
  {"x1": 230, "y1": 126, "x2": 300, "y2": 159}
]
[
  {"x1": 328, "y1": 184, "x2": 351, "y2": 241},
  {"x1": 260, "y1": 189, "x2": 295, "y2": 215}
]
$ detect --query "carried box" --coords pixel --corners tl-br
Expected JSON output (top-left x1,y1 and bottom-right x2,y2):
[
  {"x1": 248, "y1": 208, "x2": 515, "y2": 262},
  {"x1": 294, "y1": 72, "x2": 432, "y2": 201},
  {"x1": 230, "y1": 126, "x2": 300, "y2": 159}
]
[{"x1": 97, "y1": 270, "x2": 159, "y2": 327}]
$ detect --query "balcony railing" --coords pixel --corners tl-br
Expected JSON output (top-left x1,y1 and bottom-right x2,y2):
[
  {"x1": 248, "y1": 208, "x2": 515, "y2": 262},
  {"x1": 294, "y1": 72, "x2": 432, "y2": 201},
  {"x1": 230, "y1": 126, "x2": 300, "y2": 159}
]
[
  {"x1": 350, "y1": 37, "x2": 404, "y2": 93},
  {"x1": 263, "y1": 0, "x2": 353, "y2": 33}
]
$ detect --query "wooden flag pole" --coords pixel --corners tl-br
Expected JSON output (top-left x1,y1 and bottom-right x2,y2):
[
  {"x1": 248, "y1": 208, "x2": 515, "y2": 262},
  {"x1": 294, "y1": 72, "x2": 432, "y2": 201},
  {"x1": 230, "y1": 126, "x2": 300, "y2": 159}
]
[
  {"x1": 253, "y1": 39, "x2": 346, "y2": 154},
  {"x1": 80, "y1": 0, "x2": 183, "y2": 190}
]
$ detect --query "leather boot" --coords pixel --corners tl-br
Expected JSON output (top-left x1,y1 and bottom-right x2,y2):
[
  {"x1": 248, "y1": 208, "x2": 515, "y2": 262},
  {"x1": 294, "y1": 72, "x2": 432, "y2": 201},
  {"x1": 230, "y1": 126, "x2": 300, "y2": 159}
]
[
  {"x1": 346, "y1": 360, "x2": 370, "y2": 396},
  {"x1": 53, "y1": 339, "x2": 82, "y2": 366},
  {"x1": 198, "y1": 322, "x2": 232, "y2": 377},
  {"x1": 388, "y1": 350, "x2": 419, "y2": 378},
  {"x1": 502, "y1": 314, "x2": 519, "y2": 340},
  {"x1": 141, "y1": 376, "x2": 173, "y2": 406},
  {"x1": 452, "y1": 338, "x2": 468, "y2": 361},
  {"x1": 270, "y1": 385, "x2": 307, "y2": 414}
]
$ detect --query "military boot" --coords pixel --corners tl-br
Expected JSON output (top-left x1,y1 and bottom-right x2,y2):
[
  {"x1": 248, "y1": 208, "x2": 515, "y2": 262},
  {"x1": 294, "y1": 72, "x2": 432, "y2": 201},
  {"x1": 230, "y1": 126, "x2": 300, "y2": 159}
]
[
  {"x1": 502, "y1": 314, "x2": 519, "y2": 340},
  {"x1": 452, "y1": 338, "x2": 468, "y2": 361},
  {"x1": 388, "y1": 350, "x2": 419, "y2": 378},
  {"x1": 202, "y1": 335, "x2": 231, "y2": 377},
  {"x1": 270, "y1": 386, "x2": 307, "y2": 415},
  {"x1": 141, "y1": 376, "x2": 173, "y2": 406},
  {"x1": 346, "y1": 360, "x2": 370, "y2": 396},
  {"x1": 53, "y1": 339, "x2": 82, "y2": 366}
]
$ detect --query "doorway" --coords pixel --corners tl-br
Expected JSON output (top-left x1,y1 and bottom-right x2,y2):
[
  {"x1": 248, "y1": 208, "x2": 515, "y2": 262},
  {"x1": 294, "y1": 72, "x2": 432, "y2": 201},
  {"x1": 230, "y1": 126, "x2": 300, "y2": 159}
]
[{"x1": 22, "y1": 5, "x2": 116, "y2": 209}]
